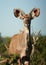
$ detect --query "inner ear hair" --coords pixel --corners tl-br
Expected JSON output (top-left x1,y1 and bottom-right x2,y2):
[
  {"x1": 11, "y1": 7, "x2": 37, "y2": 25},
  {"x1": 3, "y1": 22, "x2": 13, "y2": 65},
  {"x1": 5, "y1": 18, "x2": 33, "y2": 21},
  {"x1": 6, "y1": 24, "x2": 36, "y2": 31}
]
[
  {"x1": 13, "y1": 9, "x2": 25, "y2": 19},
  {"x1": 29, "y1": 8, "x2": 40, "y2": 19},
  {"x1": 14, "y1": 9, "x2": 20, "y2": 17}
]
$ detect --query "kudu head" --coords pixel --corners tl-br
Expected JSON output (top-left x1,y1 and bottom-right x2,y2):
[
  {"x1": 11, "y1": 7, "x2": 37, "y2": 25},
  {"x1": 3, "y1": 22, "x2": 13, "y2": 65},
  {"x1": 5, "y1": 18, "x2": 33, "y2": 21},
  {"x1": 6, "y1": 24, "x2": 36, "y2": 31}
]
[{"x1": 13, "y1": 8, "x2": 40, "y2": 26}]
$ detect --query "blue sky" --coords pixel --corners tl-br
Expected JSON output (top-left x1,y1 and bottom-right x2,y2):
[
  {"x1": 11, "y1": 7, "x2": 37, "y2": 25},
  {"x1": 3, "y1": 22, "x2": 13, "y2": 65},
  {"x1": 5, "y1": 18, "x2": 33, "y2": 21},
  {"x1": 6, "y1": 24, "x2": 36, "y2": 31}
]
[{"x1": 0, "y1": 0, "x2": 46, "y2": 37}]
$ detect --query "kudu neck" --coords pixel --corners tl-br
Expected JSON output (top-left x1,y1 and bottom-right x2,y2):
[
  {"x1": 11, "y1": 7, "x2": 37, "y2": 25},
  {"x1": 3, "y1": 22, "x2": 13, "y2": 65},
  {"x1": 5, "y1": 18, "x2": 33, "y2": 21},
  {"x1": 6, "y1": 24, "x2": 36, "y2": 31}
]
[{"x1": 24, "y1": 23, "x2": 31, "y2": 35}]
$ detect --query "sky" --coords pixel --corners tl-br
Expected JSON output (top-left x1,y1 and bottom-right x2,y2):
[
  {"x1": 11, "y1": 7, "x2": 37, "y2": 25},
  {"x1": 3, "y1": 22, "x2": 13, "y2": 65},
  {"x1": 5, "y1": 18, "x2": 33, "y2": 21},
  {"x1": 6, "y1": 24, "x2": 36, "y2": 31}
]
[{"x1": 0, "y1": 0, "x2": 46, "y2": 37}]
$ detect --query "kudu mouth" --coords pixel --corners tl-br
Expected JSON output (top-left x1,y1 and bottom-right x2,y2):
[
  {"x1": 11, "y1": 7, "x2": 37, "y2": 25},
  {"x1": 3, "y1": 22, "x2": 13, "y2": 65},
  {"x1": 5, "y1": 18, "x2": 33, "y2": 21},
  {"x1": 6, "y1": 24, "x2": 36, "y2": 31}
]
[{"x1": 24, "y1": 19, "x2": 30, "y2": 24}]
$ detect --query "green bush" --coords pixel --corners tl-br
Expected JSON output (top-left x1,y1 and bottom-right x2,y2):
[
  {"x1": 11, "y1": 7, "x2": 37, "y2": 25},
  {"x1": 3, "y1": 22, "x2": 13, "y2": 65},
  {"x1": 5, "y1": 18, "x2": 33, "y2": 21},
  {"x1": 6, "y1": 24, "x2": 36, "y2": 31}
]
[{"x1": 0, "y1": 36, "x2": 46, "y2": 65}]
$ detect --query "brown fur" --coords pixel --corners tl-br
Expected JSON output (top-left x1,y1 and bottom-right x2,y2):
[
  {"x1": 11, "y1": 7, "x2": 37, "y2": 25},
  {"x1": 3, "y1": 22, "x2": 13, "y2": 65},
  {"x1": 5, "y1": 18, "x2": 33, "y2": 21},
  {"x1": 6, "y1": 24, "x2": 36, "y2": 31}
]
[
  {"x1": 9, "y1": 31, "x2": 25, "y2": 55},
  {"x1": 8, "y1": 8, "x2": 40, "y2": 65}
]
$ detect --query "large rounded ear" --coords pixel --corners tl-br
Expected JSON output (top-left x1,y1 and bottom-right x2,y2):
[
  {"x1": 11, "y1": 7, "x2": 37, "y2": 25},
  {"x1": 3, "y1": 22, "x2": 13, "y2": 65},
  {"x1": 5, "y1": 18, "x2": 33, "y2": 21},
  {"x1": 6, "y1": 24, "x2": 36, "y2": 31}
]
[
  {"x1": 29, "y1": 8, "x2": 40, "y2": 19},
  {"x1": 13, "y1": 9, "x2": 25, "y2": 19}
]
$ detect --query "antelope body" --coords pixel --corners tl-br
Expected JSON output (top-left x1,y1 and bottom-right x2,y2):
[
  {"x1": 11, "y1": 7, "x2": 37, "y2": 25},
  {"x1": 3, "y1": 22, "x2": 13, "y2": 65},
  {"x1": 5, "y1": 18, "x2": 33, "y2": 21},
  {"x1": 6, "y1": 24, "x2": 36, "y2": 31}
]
[{"x1": 8, "y1": 8, "x2": 40, "y2": 65}]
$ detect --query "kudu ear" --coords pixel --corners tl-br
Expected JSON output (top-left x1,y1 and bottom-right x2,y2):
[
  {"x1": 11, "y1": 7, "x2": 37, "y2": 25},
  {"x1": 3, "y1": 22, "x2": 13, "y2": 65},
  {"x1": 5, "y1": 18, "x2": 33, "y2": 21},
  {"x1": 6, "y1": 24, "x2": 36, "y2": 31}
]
[
  {"x1": 29, "y1": 8, "x2": 40, "y2": 19},
  {"x1": 13, "y1": 9, "x2": 25, "y2": 19}
]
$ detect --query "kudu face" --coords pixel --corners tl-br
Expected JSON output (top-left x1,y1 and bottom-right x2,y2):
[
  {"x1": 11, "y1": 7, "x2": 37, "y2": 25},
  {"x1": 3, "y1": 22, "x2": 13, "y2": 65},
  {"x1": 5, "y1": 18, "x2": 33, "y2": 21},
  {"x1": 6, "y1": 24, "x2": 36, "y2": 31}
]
[{"x1": 13, "y1": 8, "x2": 40, "y2": 26}]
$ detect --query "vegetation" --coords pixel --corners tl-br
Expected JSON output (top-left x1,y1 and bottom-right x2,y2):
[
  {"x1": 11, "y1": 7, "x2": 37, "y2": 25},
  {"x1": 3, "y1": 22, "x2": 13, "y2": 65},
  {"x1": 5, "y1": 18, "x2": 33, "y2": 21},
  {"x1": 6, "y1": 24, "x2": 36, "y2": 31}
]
[
  {"x1": 0, "y1": 35, "x2": 46, "y2": 65},
  {"x1": 31, "y1": 36, "x2": 46, "y2": 65}
]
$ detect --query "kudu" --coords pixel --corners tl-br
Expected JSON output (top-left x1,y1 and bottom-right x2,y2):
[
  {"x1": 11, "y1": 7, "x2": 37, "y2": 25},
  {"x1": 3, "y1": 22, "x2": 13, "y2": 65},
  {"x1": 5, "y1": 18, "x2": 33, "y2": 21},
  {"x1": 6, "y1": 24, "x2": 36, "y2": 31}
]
[
  {"x1": 9, "y1": 8, "x2": 40, "y2": 65},
  {"x1": 0, "y1": 8, "x2": 40, "y2": 65}
]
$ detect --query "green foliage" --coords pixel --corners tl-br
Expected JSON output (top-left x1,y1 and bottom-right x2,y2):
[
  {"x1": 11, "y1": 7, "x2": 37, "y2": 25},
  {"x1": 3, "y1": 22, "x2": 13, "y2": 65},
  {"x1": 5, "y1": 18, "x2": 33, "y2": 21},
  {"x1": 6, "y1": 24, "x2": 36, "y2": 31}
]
[
  {"x1": 4, "y1": 37, "x2": 11, "y2": 46},
  {"x1": 31, "y1": 36, "x2": 46, "y2": 65},
  {"x1": 0, "y1": 36, "x2": 46, "y2": 65}
]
